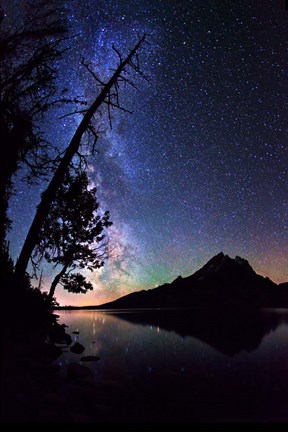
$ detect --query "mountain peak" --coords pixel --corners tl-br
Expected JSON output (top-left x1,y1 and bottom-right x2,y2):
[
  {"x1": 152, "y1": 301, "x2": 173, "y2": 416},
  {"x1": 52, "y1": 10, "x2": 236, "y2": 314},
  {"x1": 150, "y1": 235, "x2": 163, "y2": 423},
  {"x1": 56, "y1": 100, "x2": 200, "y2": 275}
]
[
  {"x1": 96, "y1": 251, "x2": 286, "y2": 310},
  {"x1": 234, "y1": 255, "x2": 254, "y2": 272},
  {"x1": 191, "y1": 252, "x2": 255, "y2": 281}
]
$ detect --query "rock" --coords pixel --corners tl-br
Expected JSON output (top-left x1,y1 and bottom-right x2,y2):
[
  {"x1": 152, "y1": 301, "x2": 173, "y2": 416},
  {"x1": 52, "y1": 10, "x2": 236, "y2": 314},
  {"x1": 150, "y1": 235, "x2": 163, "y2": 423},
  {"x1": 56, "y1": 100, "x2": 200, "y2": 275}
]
[
  {"x1": 80, "y1": 356, "x2": 100, "y2": 362},
  {"x1": 67, "y1": 363, "x2": 91, "y2": 378},
  {"x1": 46, "y1": 343, "x2": 63, "y2": 361},
  {"x1": 49, "y1": 323, "x2": 72, "y2": 345},
  {"x1": 70, "y1": 342, "x2": 85, "y2": 354}
]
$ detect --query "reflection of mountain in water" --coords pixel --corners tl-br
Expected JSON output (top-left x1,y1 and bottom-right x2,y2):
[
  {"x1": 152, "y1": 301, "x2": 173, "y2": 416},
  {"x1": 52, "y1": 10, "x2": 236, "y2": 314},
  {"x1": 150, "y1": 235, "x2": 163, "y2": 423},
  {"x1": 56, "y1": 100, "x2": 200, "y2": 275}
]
[
  {"x1": 113, "y1": 309, "x2": 288, "y2": 356},
  {"x1": 101, "y1": 253, "x2": 288, "y2": 355}
]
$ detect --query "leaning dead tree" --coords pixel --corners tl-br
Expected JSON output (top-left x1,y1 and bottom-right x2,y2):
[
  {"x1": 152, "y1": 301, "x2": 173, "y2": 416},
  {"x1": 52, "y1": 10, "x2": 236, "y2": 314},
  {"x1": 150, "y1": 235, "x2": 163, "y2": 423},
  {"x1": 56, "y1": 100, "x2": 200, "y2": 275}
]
[{"x1": 14, "y1": 34, "x2": 147, "y2": 280}]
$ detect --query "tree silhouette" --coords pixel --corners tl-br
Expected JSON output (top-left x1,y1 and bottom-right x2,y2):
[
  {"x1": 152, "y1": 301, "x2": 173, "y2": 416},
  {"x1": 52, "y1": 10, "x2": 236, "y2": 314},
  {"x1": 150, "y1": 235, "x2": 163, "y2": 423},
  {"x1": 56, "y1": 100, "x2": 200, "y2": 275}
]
[
  {"x1": 33, "y1": 170, "x2": 112, "y2": 303},
  {"x1": 0, "y1": 0, "x2": 68, "y2": 257},
  {"x1": 15, "y1": 34, "x2": 148, "y2": 280}
]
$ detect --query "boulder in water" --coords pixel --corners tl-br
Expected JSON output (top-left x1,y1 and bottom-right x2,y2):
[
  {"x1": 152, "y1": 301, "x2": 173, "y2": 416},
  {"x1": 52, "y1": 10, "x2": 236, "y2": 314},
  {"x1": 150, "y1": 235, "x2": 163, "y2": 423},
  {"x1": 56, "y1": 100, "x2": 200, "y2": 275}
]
[
  {"x1": 70, "y1": 342, "x2": 85, "y2": 354},
  {"x1": 80, "y1": 356, "x2": 100, "y2": 362}
]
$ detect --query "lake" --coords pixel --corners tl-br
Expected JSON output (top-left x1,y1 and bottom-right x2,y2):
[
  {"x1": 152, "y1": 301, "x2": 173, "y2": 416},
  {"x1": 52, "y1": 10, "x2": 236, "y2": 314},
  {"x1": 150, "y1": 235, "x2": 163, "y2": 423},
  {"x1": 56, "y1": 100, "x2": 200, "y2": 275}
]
[{"x1": 55, "y1": 308, "x2": 288, "y2": 422}]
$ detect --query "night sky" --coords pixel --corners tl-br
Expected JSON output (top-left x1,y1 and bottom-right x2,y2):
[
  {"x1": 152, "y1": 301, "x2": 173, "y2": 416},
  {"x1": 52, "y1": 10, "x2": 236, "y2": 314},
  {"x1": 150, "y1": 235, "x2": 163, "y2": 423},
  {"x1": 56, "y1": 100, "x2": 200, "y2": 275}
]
[{"x1": 7, "y1": 0, "x2": 288, "y2": 306}]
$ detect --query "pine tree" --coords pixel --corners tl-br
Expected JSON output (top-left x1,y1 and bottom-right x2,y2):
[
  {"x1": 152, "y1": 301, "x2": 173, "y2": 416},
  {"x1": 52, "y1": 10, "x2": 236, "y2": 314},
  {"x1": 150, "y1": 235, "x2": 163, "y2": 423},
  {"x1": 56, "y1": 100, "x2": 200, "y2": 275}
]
[{"x1": 33, "y1": 170, "x2": 112, "y2": 303}]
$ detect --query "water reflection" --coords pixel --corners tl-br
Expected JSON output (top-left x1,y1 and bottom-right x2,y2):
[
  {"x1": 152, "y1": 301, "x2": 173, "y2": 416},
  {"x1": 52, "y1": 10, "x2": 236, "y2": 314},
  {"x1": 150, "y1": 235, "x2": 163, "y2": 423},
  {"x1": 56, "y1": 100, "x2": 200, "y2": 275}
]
[
  {"x1": 112, "y1": 308, "x2": 288, "y2": 355},
  {"x1": 55, "y1": 308, "x2": 288, "y2": 421}
]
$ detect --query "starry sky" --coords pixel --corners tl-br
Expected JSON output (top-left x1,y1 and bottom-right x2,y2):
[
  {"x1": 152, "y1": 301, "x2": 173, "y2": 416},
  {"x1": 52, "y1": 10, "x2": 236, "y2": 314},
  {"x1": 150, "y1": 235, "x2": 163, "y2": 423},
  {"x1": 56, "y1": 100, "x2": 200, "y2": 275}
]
[{"x1": 7, "y1": 0, "x2": 288, "y2": 306}]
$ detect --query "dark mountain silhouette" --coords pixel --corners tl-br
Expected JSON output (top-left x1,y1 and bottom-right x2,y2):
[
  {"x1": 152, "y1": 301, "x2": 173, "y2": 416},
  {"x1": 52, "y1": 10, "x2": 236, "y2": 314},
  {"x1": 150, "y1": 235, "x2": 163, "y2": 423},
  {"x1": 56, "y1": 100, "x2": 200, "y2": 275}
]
[{"x1": 98, "y1": 252, "x2": 288, "y2": 309}]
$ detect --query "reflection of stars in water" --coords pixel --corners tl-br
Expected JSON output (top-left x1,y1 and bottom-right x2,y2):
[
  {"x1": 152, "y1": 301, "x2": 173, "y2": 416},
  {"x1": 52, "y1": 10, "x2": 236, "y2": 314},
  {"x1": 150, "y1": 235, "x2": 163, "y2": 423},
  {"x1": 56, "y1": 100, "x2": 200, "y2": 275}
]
[{"x1": 7, "y1": 0, "x2": 288, "y2": 306}]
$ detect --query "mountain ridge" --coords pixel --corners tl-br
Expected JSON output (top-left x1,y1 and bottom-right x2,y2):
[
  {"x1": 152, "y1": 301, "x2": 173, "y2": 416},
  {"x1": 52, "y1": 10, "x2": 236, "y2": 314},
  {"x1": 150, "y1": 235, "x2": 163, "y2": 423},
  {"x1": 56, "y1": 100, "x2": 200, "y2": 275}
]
[
  {"x1": 54, "y1": 252, "x2": 288, "y2": 310},
  {"x1": 96, "y1": 252, "x2": 287, "y2": 310}
]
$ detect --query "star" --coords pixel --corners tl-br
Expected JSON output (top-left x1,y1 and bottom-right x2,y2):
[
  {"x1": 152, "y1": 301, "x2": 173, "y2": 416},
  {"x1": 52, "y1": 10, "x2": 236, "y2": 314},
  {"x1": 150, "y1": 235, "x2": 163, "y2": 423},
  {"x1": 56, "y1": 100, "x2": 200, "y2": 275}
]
[{"x1": 6, "y1": 0, "x2": 288, "y2": 306}]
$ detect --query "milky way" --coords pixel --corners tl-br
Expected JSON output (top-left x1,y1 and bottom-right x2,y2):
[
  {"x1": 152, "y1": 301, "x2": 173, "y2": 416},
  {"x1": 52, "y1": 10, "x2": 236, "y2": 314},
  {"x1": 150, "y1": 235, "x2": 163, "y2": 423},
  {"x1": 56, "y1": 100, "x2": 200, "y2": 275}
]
[{"x1": 7, "y1": 0, "x2": 288, "y2": 305}]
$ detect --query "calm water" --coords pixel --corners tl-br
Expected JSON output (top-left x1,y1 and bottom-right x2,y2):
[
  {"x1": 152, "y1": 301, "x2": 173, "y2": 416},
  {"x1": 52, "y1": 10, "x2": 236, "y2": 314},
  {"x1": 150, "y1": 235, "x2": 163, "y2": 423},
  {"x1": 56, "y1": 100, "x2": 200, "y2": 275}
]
[{"x1": 55, "y1": 308, "x2": 288, "y2": 421}]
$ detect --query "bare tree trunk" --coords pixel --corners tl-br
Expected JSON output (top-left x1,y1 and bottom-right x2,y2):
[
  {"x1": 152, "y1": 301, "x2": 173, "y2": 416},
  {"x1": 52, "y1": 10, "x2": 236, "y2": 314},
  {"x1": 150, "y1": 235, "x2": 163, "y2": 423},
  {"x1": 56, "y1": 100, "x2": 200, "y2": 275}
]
[
  {"x1": 14, "y1": 35, "x2": 146, "y2": 279},
  {"x1": 47, "y1": 264, "x2": 68, "y2": 303}
]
